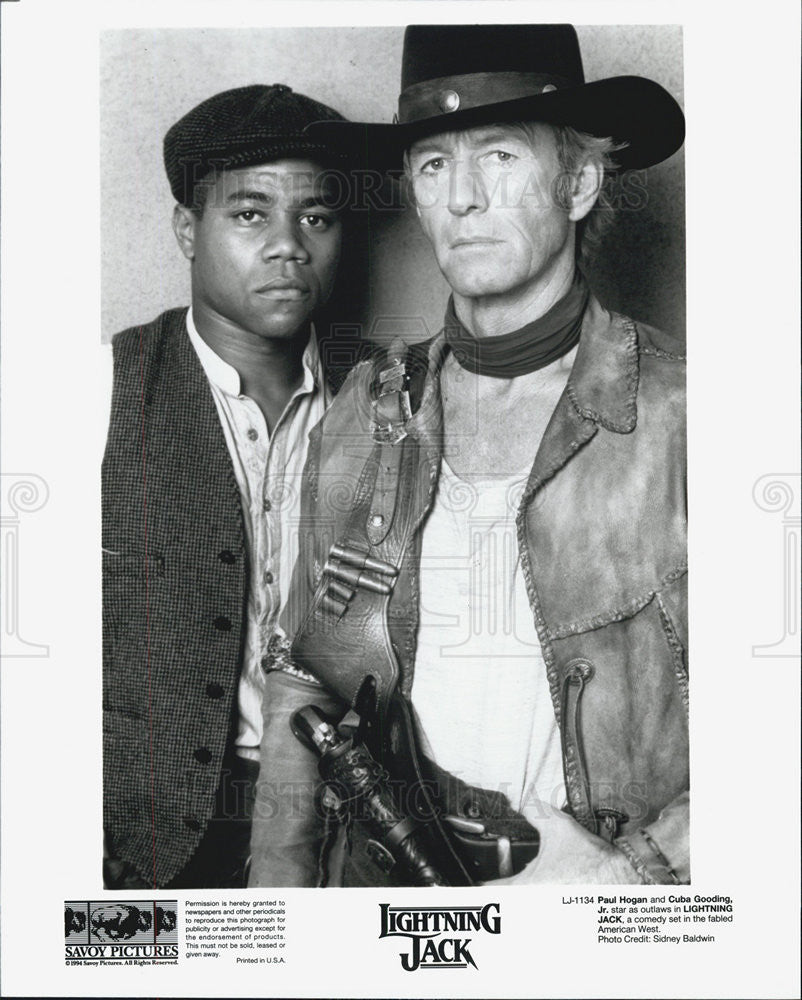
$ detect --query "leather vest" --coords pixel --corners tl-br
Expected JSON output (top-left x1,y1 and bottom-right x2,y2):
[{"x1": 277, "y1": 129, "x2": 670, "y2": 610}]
[{"x1": 282, "y1": 298, "x2": 690, "y2": 883}]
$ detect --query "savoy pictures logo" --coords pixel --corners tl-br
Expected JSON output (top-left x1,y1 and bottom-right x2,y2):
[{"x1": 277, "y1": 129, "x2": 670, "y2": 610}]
[
  {"x1": 65, "y1": 901, "x2": 179, "y2": 964},
  {"x1": 379, "y1": 903, "x2": 501, "y2": 971}
]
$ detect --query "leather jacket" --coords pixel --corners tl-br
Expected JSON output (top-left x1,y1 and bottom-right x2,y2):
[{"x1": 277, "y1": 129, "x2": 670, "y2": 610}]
[{"x1": 249, "y1": 296, "x2": 689, "y2": 886}]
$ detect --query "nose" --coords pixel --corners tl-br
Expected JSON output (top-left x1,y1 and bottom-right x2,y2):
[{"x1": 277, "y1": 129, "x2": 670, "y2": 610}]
[
  {"x1": 261, "y1": 216, "x2": 310, "y2": 264},
  {"x1": 447, "y1": 160, "x2": 488, "y2": 216}
]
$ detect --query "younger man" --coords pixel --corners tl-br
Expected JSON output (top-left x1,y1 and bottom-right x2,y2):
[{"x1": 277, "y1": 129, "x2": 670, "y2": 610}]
[{"x1": 103, "y1": 84, "x2": 364, "y2": 888}]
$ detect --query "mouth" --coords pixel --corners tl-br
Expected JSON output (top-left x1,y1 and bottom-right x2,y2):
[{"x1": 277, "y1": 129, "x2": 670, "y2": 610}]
[
  {"x1": 449, "y1": 238, "x2": 503, "y2": 249},
  {"x1": 254, "y1": 278, "x2": 310, "y2": 300}
]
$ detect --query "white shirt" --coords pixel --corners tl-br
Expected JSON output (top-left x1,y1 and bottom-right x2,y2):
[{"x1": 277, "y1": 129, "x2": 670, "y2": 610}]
[
  {"x1": 414, "y1": 460, "x2": 567, "y2": 812},
  {"x1": 412, "y1": 348, "x2": 579, "y2": 813},
  {"x1": 102, "y1": 310, "x2": 330, "y2": 759}
]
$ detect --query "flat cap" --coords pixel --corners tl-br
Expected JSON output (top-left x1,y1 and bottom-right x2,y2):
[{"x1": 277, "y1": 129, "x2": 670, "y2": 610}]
[{"x1": 163, "y1": 83, "x2": 347, "y2": 206}]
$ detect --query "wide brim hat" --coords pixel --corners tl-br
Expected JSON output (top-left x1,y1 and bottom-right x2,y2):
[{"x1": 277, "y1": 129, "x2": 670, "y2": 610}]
[{"x1": 306, "y1": 25, "x2": 685, "y2": 172}]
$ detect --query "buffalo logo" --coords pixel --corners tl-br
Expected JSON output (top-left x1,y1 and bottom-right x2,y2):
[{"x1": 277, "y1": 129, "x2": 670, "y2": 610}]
[
  {"x1": 90, "y1": 904, "x2": 152, "y2": 942},
  {"x1": 156, "y1": 906, "x2": 177, "y2": 935},
  {"x1": 64, "y1": 906, "x2": 87, "y2": 939}
]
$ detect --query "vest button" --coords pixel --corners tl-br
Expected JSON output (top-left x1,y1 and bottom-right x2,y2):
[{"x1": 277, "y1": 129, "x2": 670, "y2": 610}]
[
  {"x1": 218, "y1": 549, "x2": 236, "y2": 565},
  {"x1": 213, "y1": 616, "x2": 232, "y2": 631},
  {"x1": 194, "y1": 747, "x2": 213, "y2": 764},
  {"x1": 184, "y1": 817, "x2": 201, "y2": 832},
  {"x1": 205, "y1": 682, "x2": 224, "y2": 699}
]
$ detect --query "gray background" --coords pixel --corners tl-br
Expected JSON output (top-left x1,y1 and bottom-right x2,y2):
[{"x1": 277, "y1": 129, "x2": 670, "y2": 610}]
[{"x1": 100, "y1": 25, "x2": 684, "y2": 343}]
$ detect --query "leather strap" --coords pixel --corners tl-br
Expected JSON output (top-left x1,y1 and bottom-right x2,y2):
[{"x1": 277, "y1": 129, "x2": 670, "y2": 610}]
[
  {"x1": 398, "y1": 71, "x2": 570, "y2": 123},
  {"x1": 291, "y1": 344, "x2": 421, "y2": 720},
  {"x1": 291, "y1": 339, "x2": 539, "y2": 885},
  {"x1": 367, "y1": 441, "x2": 403, "y2": 546},
  {"x1": 559, "y1": 658, "x2": 597, "y2": 833}
]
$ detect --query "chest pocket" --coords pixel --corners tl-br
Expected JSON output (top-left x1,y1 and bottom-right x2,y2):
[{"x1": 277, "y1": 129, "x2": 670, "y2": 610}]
[{"x1": 521, "y1": 419, "x2": 686, "y2": 637}]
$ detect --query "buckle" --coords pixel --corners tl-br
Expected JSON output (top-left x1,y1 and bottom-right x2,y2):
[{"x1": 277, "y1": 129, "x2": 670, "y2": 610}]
[{"x1": 371, "y1": 358, "x2": 412, "y2": 445}]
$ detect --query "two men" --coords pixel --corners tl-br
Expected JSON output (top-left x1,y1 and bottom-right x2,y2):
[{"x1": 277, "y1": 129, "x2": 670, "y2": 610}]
[
  {"x1": 249, "y1": 24, "x2": 688, "y2": 886},
  {"x1": 102, "y1": 84, "x2": 366, "y2": 888}
]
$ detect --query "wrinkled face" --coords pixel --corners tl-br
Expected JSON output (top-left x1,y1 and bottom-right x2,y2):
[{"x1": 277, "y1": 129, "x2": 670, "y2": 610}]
[
  {"x1": 181, "y1": 159, "x2": 342, "y2": 340},
  {"x1": 408, "y1": 123, "x2": 573, "y2": 300}
]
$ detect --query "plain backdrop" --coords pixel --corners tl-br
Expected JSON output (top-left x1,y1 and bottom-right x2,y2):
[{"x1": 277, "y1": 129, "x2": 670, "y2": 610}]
[{"x1": 100, "y1": 25, "x2": 684, "y2": 343}]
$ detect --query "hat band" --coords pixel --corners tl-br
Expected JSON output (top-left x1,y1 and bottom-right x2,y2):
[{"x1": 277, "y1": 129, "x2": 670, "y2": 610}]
[{"x1": 398, "y1": 71, "x2": 573, "y2": 123}]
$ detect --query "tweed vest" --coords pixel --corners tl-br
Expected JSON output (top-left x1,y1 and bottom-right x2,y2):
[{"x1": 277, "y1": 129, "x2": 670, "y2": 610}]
[{"x1": 102, "y1": 308, "x2": 249, "y2": 886}]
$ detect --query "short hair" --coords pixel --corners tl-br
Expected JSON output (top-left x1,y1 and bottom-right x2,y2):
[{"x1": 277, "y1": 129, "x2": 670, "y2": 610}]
[
  {"x1": 189, "y1": 175, "x2": 215, "y2": 217},
  {"x1": 508, "y1": 122, "x2": 628, "y2": 261}
]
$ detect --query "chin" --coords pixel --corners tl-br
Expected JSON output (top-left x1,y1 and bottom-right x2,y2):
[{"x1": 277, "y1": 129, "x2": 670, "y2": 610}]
[
  {"x1": 252, "y1": 309, "x2": 315, "y2": 341},
  {"x1": 444, "y1": 270, "x2": 522, "y2": 299},
  {"x1": 258, "y1": 322, "x2": 312, "y2": 341},
  {"x1": 440, "y1": 256, "x2": 523, "y2": 298}
]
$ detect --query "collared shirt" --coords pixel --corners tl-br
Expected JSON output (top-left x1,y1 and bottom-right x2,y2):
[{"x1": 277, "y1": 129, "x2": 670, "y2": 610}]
[{"x1": 103, "y1": 310, "x2": 330, "y2": 760}]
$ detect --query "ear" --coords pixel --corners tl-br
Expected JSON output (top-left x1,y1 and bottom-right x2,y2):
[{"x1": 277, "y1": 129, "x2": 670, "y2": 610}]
[
  {"x1": 567, "y1": 160, "x2": 604, "y2": 223},
  {"x1": 172, "y1": 204, "x2": 198, "y2": 261}
]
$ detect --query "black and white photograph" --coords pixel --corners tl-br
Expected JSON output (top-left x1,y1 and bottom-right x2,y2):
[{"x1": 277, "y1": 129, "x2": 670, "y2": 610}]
[
  {"x1": 101, "y1": 22, "x2": 687, "y2": 892},
  {"x1": 0, "y1": 2, "x2": 799, "y2": 998}
]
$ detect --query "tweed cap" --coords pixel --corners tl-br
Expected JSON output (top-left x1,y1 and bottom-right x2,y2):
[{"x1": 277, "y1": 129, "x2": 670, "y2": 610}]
[{"x1": 164, "y1": 83, "x2": 348, "y2": 206}]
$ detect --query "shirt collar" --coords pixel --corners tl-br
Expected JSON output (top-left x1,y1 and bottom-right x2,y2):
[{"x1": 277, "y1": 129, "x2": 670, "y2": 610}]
[{"x1": 185, "y1": 307, "x2": 323, "y2": 399}]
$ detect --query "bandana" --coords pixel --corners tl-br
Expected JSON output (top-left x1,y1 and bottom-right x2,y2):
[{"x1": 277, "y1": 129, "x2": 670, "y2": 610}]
[{"x1": 444, "y1": 271, "x2": 589, "y2": 378}]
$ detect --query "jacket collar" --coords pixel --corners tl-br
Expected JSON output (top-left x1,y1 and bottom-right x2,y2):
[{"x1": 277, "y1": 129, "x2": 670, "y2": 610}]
[
  {"x1": 406, "y1": 294, "x2": 639, "y2": 444},
  {"x1": 393, "y1": 295, "x2": 640, "y2": 508},
  {"x1": 565, "y1": 296, "x2": 639, "y2": 434}
]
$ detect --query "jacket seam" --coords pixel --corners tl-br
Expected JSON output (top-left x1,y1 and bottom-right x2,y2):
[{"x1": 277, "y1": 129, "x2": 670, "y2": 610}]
[
  {"x1": 546, "y1": 565, "x2": 688, "y2": 638},
  {"x1": 639, "y1": 346, "x2": 686, "y2": 361},
  {"x1": 655, "y1": 591, "x2": 689, "y2": 713},
  {"x1": 565, "y1": 314, "x2": 639, "y2": 434}
]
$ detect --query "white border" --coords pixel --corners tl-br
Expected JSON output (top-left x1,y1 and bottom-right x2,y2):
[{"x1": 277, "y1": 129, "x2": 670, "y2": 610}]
[{"x1": 1, "y1": 2, "x2": 800, "y2": 998}]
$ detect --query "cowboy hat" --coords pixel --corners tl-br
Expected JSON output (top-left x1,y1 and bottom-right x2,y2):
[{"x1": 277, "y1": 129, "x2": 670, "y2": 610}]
[{"x1": 306, "y1": 24, "x2": 685, "y2": 171}]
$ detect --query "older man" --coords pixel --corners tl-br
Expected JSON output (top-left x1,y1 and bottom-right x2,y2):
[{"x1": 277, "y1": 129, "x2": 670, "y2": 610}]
[
  {"x1": 249, "y1": 24, "x2": 687, "y2": 887},
  {"x1": 102, "y1": 84, "x2": 371, "y2": 889}
]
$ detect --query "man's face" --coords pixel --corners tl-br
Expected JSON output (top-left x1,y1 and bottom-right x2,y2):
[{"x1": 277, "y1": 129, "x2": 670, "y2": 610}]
[
  {"x1": 407, "y1": 123, "x2": 573, "y2": 301},
  {"x1": 178, "y1": 159, "x2": 342, "y2": 341}
]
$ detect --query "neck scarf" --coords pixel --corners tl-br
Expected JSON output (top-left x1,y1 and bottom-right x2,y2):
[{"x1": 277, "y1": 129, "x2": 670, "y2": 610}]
[{"x1": 444, "y1": 271, "x2": 589, "y2": 378}]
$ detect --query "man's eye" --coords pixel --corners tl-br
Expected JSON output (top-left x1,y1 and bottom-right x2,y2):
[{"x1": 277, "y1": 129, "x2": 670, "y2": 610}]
[
  {"x1": 420, "y1": 157, "x2": 447, "y2": 175},
  {"x1": 489, "y1": 150, "x2": 515, "y2": 165},
  {"x1": 299, "y1": 214, "x2": 332, "y2": 230},
  {"x1": 234, "y1": 209, "x2": 264, "y2": 223}
]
